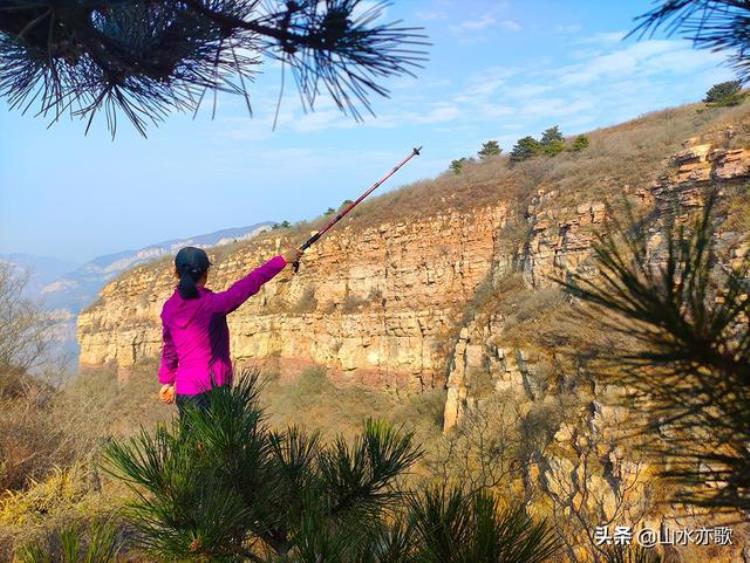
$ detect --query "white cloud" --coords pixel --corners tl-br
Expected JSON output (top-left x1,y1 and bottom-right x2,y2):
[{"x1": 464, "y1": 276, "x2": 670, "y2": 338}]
[
  {"x1": 409, "y1": 104, "x2": 461, "y2": 124},
  {"x1": 503, "y1": 84, "x2": 551, "y2": 99},
  {"x1": 450, "y1": 8, "x2": 522, "y2": 37},
  {"x1": 415, "y1": 10, "x2": 448, "y2": 21},
  {"x1": 555, "y1": 39, "x2": 723, "y2": 87},
  {"x1": 577, "y1": 31, "x2": 628, "y2": 45},
  {"x1": 423, "y1": 33, "x2": 734, "y2": 152},
  {"x1": 292, "y1": 109, "x2": 357, "y2": 133},
  {"x1": 454, "y1": 14, "x2": 497, "y2": 31},
  {"x1": 556, "y1": 23, "x2": 583, "y2": 34},
  {"x1": 499, "y1": 19, "x2": 522, "y2": 32},
  {"x1": 214, "y1": 31, "x2": 733, "y2": 151},
  {"x1": 454, "y1": 67, "x2": 518, "y2": 100},
  {"x1": 359, "y1": 103, "x2": 462, "y2": 129}
]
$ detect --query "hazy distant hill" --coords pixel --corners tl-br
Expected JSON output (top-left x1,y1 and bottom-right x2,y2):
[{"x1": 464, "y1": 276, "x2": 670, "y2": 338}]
[{"x1": 0, "y1": 253, "x2": 80, "y2": 299}]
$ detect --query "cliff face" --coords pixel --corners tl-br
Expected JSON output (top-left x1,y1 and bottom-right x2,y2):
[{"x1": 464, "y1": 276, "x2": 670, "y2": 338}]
[
  {"x1": 78, "y1": 110, "x2": 750, "y2": 399},
  {"x1": 78, "y1": 204, "x2": 507, "y2": 390},
  {"x1": 436, "y1": 137, "x2": 750, "y2": 562},
  {"x1": 444, "y1": 139, "x2": 750, "y2": 429}
]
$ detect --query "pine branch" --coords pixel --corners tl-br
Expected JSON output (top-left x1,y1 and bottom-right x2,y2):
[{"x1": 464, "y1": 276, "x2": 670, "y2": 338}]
[
  {"x1": 559, "y1": 191, "x2": 750, "y2": 512},
  {"x1": 0, "y1": 0, "x2": 428, "y2": 136}
]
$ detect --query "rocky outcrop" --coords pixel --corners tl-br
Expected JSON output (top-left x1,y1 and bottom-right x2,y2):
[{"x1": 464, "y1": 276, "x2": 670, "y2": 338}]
[
  {"x1": 443, "y1": 138, "x2": 750, "y2": 430},
  {"x1": 433, "y1": 133, "x2": 750, "y2": 560}
]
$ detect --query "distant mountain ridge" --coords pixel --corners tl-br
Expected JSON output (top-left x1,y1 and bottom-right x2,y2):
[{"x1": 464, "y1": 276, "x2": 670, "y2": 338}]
[
  {"x1": 82, "y1": 225, "x2": 268, "y2": 274},
  {"x1": 0, "y1": 253, "x2": 80, "y2": 298}
]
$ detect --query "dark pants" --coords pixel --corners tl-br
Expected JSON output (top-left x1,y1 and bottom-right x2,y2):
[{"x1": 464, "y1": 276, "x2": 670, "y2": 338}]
[{"x1": 176, "y1": 390, "x2": 213, "y2": 418}]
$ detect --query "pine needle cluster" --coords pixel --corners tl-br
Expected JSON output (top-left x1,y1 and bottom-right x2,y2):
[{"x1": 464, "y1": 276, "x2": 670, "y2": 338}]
[
  {"x1": 0, "y1": 0, "x2": 428, "y2": 136},
  {"x1": 561, "y1": 193, "x2": 750, "y2": 512}
]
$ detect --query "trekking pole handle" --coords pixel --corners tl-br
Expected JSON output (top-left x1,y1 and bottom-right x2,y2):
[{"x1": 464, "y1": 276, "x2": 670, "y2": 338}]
[{"x1": 292, "y1": 233, "x2": 320, "y2": 273}]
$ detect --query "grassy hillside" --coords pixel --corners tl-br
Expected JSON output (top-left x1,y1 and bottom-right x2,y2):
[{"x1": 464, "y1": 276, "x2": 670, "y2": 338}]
[
  {"x1": 262, "y1": 102, "x2": 750, "y2": 237},
  {"x1": 0, "y1": 363, "x2": 449, "y2": 558}
]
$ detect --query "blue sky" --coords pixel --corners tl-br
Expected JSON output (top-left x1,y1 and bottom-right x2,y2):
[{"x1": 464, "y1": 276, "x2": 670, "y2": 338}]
[{"x1": 0, "y1": 0, "x2": 735, "y2": 263}]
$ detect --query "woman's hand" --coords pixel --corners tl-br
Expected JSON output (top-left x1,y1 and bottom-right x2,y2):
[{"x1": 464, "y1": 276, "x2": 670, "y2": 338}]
[
  {"x1": 283, "y1": 247, "x2": 304, "y2": 265},
  {"x1": 159, "y1": 384, "x2": 175, "y2": 404}
]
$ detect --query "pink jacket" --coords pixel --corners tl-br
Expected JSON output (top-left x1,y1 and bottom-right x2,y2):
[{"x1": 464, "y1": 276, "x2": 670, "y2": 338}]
[{"x1": 158, "y1": 255, "x2": 287, "y2": 396}]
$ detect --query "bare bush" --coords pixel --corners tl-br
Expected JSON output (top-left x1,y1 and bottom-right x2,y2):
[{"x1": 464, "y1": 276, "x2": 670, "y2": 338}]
[
  {"x1": 538, "y1": 424, "x2": 649, "y2": 563},
  {"x1": 0, "y1": 375, "x2": 111, "y2": 492},
  {"x1": 0, "y1": 264, "x2": 54, "y2": 372},
  {"x1": 429, "y1": 396, "x2": 524, "y2": 498}
]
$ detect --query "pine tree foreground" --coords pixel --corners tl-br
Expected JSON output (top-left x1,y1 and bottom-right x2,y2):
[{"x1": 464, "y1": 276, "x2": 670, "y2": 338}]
[
  {"x1": 561, "y1": 193, "x2": 750, "y2": 513},
  {"x1": 102, "y1": 374, "x2": 559, "y2": 562}
]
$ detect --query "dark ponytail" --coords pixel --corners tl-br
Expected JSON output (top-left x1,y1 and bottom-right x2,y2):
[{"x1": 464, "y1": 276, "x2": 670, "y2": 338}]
[
  {"x1": 175, "y1": 247, "x2": 210, "y2": 300},
  {"x1": 178, "y1": 265, "x2": 200, "y2": 299}
]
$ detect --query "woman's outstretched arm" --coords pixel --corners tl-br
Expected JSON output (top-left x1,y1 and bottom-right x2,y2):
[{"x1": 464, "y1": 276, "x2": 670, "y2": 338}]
[{"x1": 211, "y1": 248, "x2": 302, "y2": 314}]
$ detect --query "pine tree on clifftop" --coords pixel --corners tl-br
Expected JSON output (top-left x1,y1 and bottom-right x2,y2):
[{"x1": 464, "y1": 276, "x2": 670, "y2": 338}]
[
  {"x1": 510, "y1": 136, "x2": 542, "y2": 163},
  {"x1": 704, "y1": 80, "x2": 745, "y2": 107},
  {"x1": 478, "y1": 140, "x2": 502, "y2": 160},
  {"x1": 540, "y1": 126, "x2": 565, "y2": 156}
]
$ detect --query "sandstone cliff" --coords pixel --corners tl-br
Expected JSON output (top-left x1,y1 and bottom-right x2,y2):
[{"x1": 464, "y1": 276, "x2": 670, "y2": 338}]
[
  {"x1": 78, "y1": 104, "x2": 750, "y2": 401},
  {"x1": 435, "y1": 123, "x2": 750, "y2": 562},
  {"x1": 443, "y1": 137, "x2": 750, "y2": 429},
  {"x1": 79, "y1": 204, "x2": 507, "y2": 391}
]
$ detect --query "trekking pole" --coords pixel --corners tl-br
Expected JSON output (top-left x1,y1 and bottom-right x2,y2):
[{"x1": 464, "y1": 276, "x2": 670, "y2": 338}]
[{"x1": 292, "y1": 146, "x2": 422, "y2": 272}]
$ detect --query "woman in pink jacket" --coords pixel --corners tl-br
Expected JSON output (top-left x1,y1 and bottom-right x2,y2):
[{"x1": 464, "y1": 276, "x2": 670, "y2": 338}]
[{"x1": 157, "y1": 245, "x2": 302, "y2": 415}]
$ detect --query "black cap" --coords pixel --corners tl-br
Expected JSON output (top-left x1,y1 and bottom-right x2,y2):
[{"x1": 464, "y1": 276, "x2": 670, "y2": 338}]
[{"x1": 175, "y1": 246, "x2": 210, "y2": 275}]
